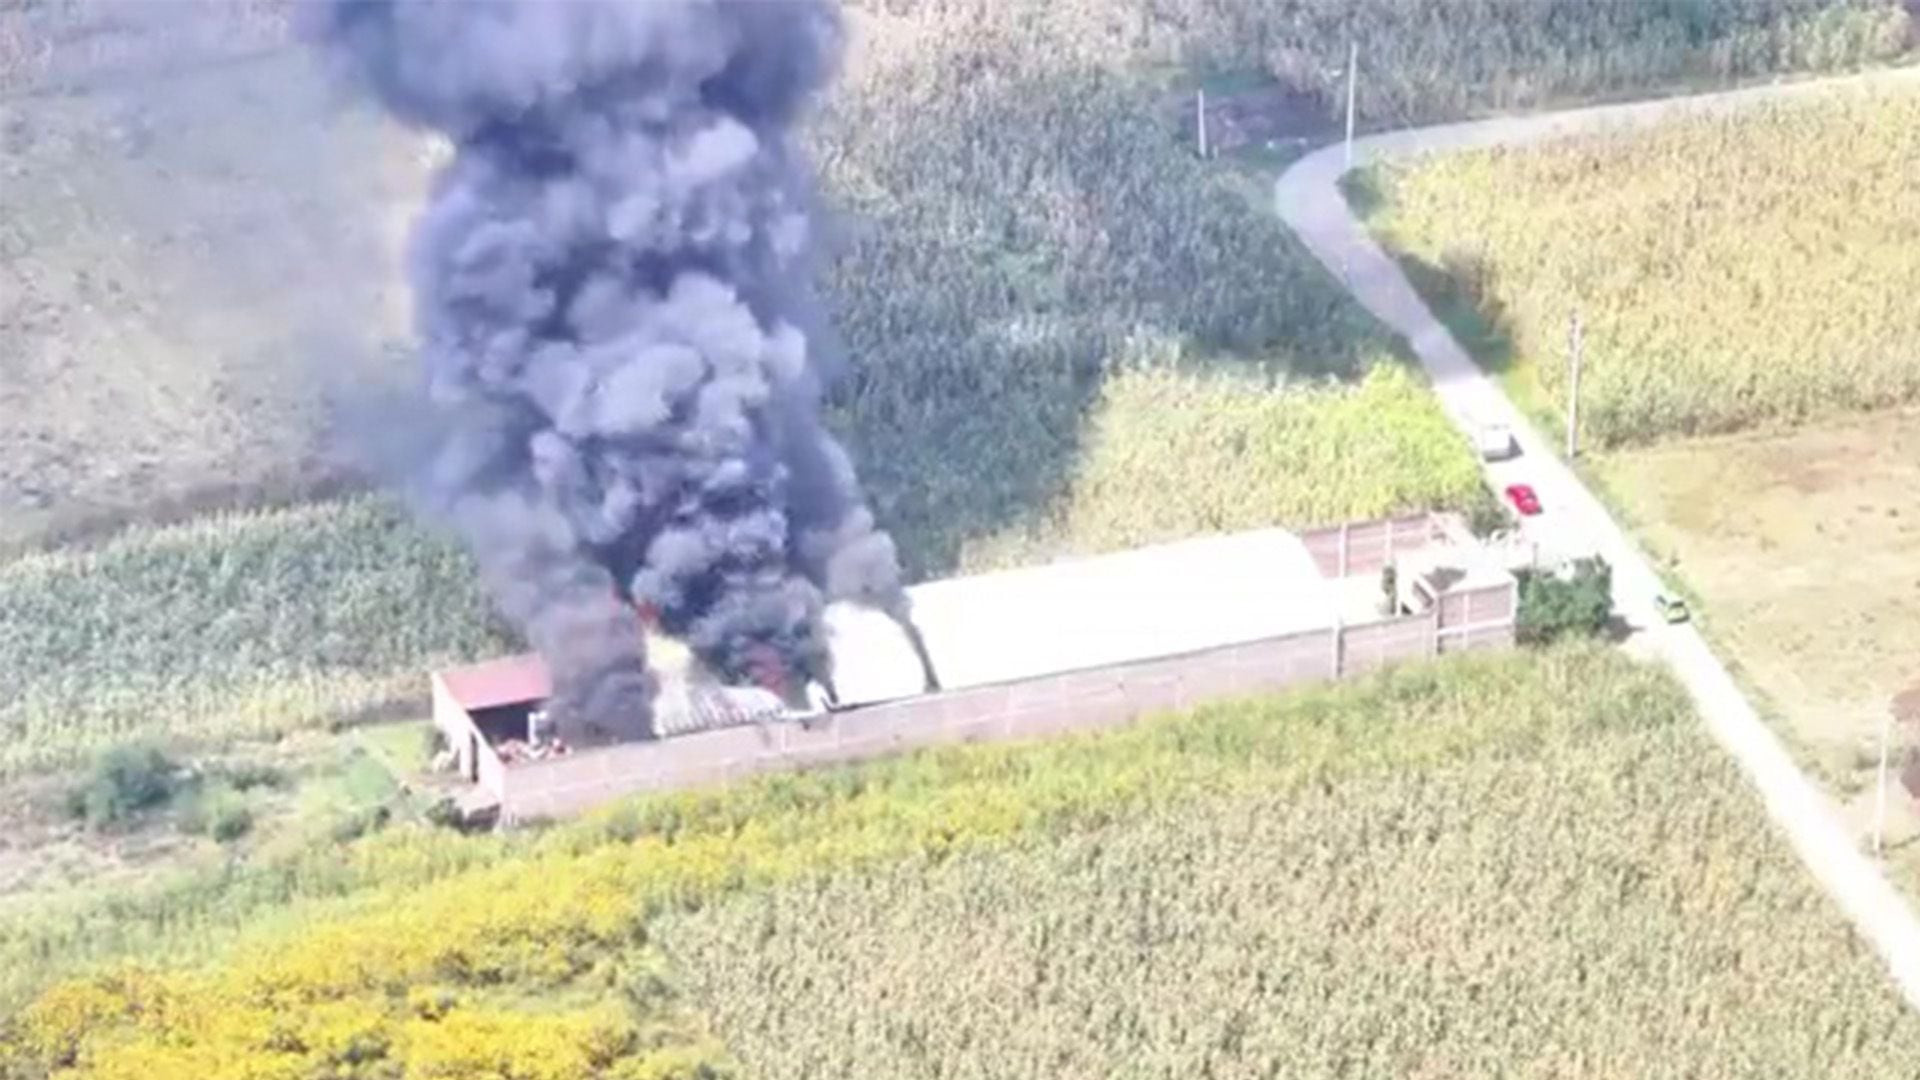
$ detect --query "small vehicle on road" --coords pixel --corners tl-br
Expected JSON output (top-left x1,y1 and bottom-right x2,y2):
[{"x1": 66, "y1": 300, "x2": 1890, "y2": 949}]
[
  {"x1": 1476, "y1": 422, "x2": 1519, "y2": 462},
  {"x1": 1653, "y1": 592, "x2": 1691, "y2": 624},
  {"x1": 1504, "y1": 483, "x2": 1541, "y2": 517}
]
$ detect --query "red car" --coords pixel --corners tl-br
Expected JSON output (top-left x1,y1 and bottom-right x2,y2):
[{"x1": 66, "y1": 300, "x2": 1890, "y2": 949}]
[{"x1": 1505, "y1": 483, "x2": 1542, "y2": 516}]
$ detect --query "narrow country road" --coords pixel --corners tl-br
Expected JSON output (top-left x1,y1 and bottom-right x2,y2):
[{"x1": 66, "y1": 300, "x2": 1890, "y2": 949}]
[{"x1": 1275, "y1": 66, "x2": 1920, "y2": 1009}]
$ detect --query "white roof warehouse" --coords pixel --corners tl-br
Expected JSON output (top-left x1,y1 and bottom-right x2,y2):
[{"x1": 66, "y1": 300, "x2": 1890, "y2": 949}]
[{"x1": 432, "y1": 512, "x2": 1518, "y2": 823}]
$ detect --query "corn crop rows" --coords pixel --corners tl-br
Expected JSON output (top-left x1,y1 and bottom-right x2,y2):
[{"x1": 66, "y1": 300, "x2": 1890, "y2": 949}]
[
  {"x1": 812, "y1": 20, "x2": 1435, "y2": 577},
  {"x1": 671, "y1": 735, "x2": 1920, "y2": 1079},
  {"x1": 848, "y1": 0, "x2": 1908, "y2": 126},
  {"x1": 7, "y1": 646, "x2": 1914, "y2": 1077},
  {"x1": 1366, "y1": 83, "x2": 1920, "y2": 447},
  {"x1": 0, "y1": 497, "x2": 508, "y2": 775}
]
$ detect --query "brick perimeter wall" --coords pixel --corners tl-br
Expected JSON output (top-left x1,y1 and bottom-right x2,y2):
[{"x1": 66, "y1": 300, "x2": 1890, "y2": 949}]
[
  {"x1": 498, "y1": 609, "x2": 1473, "y2": 823},
  {"x1": 500, "y1": 629, "x2": 1336, "y2": 822},
  {"x1": 484, "y1": 522, "x2": 1519, "y2": 823},
  {"x1": 1301, "y1": 513, "x2": 1439, "y2": 578}
]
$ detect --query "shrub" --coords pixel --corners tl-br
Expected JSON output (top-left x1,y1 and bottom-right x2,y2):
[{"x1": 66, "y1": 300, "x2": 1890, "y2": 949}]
[
  {"x1": 1517, "y1": 557, "x2": 1613, "y2": 644},
  {"x1": 182, "y1": 783, "x2": 255, "y2": 843},
  {"x1": 65, "y1": 742, "x2": 179, "y2": 829},
  {"x1": 1465, "y1": 488, "x2": 1513, "y2": 538},
  {"x1": 209, "y1": 760, "x2": 288, "y2": 792}
]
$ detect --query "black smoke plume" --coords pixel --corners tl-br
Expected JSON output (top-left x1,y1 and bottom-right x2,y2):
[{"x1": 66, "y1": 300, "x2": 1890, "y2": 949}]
[{"x1": 301, "y1": 0, "x2": 904, "y2": 741}]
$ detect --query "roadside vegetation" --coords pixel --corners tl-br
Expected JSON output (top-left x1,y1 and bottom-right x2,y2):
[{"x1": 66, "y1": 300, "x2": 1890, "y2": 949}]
[
  {"x1": 1359, "y1": 80, "x2": 1920, "y2": 447},
  {"x1": 7, "y1": 646, "x2": 1918, "y2": 1077}
]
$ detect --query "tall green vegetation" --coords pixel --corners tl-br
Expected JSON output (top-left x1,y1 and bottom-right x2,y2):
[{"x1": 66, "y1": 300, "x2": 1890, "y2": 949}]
[
  {"x1": 0, "y1": 497, "x2": 506, "y2": 775},
  {"x1": 1517, "y1": 557, "x2": 1615, "y2": 644},
  {"x1": 1362, "y1": 82, "x2": 1920, "y2": 446},
  {"x1": 814, "y1": 19, "x2": 1398, "y2": 574},
  {"x1": 10, "y1": 647, "x2": 1919, "y2": 1076},
  {"x1": 848, "y1": 0, "x2": 1910, "y2": 125}
]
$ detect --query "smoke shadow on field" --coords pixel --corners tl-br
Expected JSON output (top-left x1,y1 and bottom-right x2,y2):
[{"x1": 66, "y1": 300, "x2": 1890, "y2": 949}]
[
  {"x1": 1392, "y1": 251, "x2": 1516, "y2": 377},
  {"x1": 819, "y1": 205, "x2": 1400, "y2": 580}
]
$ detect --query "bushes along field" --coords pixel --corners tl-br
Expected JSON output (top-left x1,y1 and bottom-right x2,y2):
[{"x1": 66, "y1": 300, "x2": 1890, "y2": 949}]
[
  {"x1": 7, "y1": 646, "x2": 1919, "y2": 1077},
  {"x1": 1361, "y1": 81, "x2": 1920, "y2": 447}
]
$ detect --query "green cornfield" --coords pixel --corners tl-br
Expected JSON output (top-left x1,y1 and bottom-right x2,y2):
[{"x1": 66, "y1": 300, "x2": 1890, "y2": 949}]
[
  {"x1": 661, "y1": 657, "x2": 1920, "y2": 1078},
  {"x1": 846, "y1": 0, "x2": 1910, "y2": 125},
  {"x1": 0, "y1": 497, "x2": 508, "y2": 776},
  {"x1": 12, "y1": 646, "x2": 1920, "y2": 1077},
  {"x1": 1363, "y1": 81, "x2": 1920, "y2": 447},
  {"x1": 815, "y1": 20, "x2": 1409, "y2": 576}
]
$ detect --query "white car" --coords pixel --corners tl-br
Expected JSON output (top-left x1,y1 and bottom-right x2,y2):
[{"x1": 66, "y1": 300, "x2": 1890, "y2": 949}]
[{"x1": 1475, "y1": 422, "x2": 1519, "y2": 462}]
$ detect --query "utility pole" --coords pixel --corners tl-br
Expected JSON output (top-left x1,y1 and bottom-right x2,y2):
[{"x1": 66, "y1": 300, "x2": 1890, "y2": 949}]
[
  {"x1": 1343, "y1": 40, "x2": 1358, "y2": 172},
  {"x1": 1196, "y1": 88, "x2": 1208, "y2": 159},
  {"x1": 1876, "y1": 707, "x2": 1893, "y2": 857},
  {"x1": 1566, "y1": 310, "x2": 1583, "y2": 459}
]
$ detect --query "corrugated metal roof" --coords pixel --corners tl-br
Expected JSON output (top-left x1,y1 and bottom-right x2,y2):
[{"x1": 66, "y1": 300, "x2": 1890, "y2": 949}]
[
  {"x1": 825, "y1": 527, "x2": 1337, "y2": 707},
  {"x1": 438, "y1": 653, "x2": 551, "y2": 711}
]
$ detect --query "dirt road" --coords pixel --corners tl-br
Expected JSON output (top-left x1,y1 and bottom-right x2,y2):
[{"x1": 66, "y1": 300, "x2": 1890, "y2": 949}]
[{"x1": 1274, "y1": 66, "x2": 1920, "y2": 1009}]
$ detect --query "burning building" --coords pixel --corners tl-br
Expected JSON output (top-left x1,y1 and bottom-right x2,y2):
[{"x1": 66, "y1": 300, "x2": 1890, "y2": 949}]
[
  {"x1": 304, "y1": 0, "x2": 912, "y2": 749},
  {"x1": 433, "y1": 513, "x2": 1521, "y2": 824}
]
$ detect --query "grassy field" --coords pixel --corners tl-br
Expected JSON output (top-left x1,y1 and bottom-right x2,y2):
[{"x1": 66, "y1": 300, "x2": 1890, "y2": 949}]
[
  {"x1": 4, "y1": 646, "x2": 1917, "y2": 1077},
  {"x1": 1360, "y1": 79, "x2": 1920, "y2": 448},
  {"x1": 0, "y1": 46, "x2": 414, "y2": 550},
  {"x1": 1591, "y1": 410, "x2": 1920, "y2": 839},
  {"x1": 848, "y1": 0, "x2": 1911, "y2": 126}
]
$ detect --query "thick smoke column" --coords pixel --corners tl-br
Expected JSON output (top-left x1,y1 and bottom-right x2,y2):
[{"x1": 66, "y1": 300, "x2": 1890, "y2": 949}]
[{"x1": 302, "y1": 0, "x2": 904, "y2": 740}]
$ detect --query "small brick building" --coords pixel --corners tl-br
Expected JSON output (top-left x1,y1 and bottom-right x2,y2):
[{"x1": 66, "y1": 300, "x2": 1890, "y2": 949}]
[{"x1": 433, "y1": 512, "x2": 1518, "y2": 823}]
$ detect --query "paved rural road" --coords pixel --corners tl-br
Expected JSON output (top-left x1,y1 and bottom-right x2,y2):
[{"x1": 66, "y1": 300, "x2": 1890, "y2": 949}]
[{"x1": 1275, "y1": 66, "x2": 1920, "y2": 1010}]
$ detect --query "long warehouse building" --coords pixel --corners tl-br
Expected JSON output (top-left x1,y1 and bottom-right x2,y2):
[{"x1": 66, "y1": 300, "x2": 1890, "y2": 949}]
[{"x1": 433, "y1": 512, "x2": 1520, "y2": 823}]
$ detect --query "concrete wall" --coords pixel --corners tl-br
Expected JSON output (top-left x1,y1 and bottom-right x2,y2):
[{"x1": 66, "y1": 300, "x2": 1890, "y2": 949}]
[
  {"x1": 494, "y1": 608, "x2": 1491, "y2": 823},
  {"x1": 1301, "y1": 513, "x2": 1442, "y2": 579},
  {"x1": 432, "y1": 674, "x2": 508, "y2": 797},
  {"x1": 497, "y1": 629, "x2": 1338, "y2": 823},
  {"x1": 1435, "y1": 581, "x2": 1518, "y2": 655}
]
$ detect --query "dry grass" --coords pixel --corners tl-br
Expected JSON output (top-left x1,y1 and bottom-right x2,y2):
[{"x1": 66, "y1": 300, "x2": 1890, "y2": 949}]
[
  {"x1": 1591, "y1": 409, "x2": 1920, "y2": 860},
  {"x1": 0, "y1": 47, "x2": 415, "y2": 547}
]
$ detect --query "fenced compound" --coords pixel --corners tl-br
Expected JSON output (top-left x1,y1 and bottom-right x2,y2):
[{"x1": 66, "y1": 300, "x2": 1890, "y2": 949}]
[{"x1": 434, "y1": 512, "x2": 1519, "y2": 824}]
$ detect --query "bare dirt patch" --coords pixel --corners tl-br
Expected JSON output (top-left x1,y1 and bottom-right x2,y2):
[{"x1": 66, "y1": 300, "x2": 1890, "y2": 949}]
[{"x1": 1594, "y1": 408, "x2": 1920, "y2": 857}]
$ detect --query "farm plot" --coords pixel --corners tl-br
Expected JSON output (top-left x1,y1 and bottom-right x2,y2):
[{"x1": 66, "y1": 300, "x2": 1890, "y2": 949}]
[
  {"x1": 1358, "y1": 80, "x2": 1920, "y2": 448},
  {"x1": 10, "y1": 646, "x2": 1908, "y2": 1078},
  {"x1": 0, "y1": 497, "x2": 507, "y2": 776},
  {"x1": 1591, "y1": 409, "x2": 1920, "y2": 860}
]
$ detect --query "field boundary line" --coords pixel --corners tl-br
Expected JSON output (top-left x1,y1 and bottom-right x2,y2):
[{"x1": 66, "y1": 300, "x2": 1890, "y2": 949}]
[{"x1": 1274, "y1": 66, "x2": 1920, "y2": 1010}]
